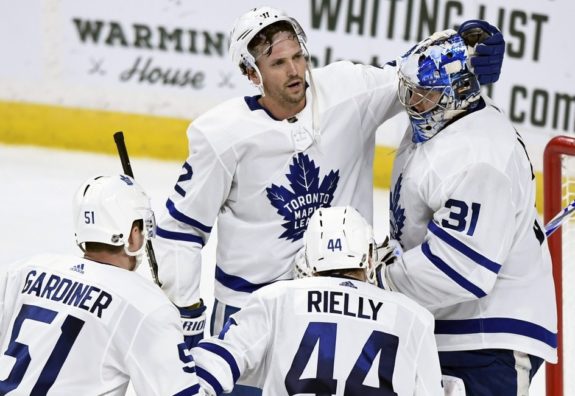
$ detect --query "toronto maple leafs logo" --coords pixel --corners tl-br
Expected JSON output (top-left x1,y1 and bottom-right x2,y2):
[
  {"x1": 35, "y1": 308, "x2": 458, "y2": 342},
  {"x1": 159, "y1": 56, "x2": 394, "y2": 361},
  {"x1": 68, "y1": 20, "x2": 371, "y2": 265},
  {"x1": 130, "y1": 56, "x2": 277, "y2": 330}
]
[
  {"x1": 119, "y1": 174, "x2": 133, "y2": 185},
  {"x1": 266, "y1": 153, "x2": 339, "y2": 242},
  {"x1": 390, "y1": 173, "x2": 406, "y2": 242}
]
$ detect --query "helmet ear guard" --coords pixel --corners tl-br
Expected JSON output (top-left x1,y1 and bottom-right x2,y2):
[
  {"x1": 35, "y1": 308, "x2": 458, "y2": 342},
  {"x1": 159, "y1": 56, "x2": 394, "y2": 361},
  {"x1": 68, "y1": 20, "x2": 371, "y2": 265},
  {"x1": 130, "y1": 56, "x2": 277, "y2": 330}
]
[{"x1": 452, "y1": 72, "x2": 480, "y2": 101}]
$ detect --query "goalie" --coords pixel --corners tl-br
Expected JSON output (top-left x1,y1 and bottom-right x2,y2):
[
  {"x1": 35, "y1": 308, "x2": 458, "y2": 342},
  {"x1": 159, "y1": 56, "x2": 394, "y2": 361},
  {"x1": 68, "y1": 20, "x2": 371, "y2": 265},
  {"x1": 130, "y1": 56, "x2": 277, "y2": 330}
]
[{"x1": 378, "y1": 30, "x2": 557, "y2": 395}]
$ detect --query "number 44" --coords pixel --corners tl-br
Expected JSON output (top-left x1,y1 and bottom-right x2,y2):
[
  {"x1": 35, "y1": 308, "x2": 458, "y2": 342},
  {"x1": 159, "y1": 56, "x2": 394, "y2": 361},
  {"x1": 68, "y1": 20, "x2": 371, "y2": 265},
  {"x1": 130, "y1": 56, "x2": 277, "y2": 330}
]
[
  {"x1": 327, "y1": 238, "x2": 342, "y2": 252},
  {"x1": 285, "y1": 322, "x2": 399, "y2": 395}
]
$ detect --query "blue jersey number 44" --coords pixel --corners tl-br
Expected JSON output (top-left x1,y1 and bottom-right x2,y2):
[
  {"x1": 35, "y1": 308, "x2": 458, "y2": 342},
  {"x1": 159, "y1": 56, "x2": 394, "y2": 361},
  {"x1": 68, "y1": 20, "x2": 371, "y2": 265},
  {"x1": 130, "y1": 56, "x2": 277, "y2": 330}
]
[{"x1": 285, "y1": 322, "x2": 399, "y2": 396}]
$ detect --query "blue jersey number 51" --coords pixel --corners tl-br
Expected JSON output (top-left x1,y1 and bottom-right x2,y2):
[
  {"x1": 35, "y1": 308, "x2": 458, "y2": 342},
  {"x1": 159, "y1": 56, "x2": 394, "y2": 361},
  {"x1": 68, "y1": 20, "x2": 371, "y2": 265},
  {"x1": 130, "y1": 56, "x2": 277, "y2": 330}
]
[{"x1": 0, "y1": 304, "x2": 84, "y2": 395}]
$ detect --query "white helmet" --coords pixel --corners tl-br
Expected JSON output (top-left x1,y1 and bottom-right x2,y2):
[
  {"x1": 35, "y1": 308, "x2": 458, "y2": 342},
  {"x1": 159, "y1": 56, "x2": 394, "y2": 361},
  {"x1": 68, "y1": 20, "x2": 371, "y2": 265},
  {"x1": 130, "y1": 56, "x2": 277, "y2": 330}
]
[
  {"x1": 303, "y1": 206, "x2": 376, "y2": 283},
  {"x1": 229, "y1": 6, "x2": 307, "y2": 94},
  {"x1": 73, "y1": 175, "x2": 155, "y2": 263}
]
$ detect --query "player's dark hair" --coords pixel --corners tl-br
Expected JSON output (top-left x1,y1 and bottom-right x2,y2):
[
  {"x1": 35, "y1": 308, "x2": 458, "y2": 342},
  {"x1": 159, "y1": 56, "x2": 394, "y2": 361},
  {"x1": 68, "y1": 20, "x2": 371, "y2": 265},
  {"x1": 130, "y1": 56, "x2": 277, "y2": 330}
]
[
  {"x1": 316, "y1": 268, "x2": 365, "y2": 280},
  {"x1": 240, "y1": 21, "x2": 297, "y2": 75}
]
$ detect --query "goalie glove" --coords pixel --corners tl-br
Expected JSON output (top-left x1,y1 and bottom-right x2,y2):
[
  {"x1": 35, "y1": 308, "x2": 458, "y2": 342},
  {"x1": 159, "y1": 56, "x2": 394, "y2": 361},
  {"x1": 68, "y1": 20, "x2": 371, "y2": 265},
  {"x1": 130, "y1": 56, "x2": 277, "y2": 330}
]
[
  {"x1": 178, "y1": 299, "x2": 207, "y2": 349},
  {"x1": 458, "y1": 20, "x2": 505, "y2": 85},
  {"x1": 374, "y1": 236, "x2": 402, "y2": 291}
]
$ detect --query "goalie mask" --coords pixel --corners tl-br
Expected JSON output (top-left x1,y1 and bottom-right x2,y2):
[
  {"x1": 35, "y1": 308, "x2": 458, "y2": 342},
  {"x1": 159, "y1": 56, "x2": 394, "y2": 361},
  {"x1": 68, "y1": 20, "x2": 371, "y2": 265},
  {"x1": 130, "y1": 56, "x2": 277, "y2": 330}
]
[
  {"x1": 73, "y1": 174, "x2": 156, "y2": 268},
  {"x1": 397, "y1": 30, "x2": 481, "y2": 143},
  {"x1": 303, "y1": 206, "x2": 377, "y2": 284},
  {"x1": 229, "y1": 6, "x2": 308, "y2": 96}
]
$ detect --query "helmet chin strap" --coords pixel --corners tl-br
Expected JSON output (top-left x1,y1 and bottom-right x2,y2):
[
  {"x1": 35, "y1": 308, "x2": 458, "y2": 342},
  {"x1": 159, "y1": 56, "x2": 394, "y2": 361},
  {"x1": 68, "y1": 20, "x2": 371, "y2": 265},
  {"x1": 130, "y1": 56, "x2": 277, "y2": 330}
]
[
  {"x1": 252, "y1": 67, "x2": 265, "y2": 96},
  {"x1": 124, "y1": 232, "x2": 148, "y2": 271}
]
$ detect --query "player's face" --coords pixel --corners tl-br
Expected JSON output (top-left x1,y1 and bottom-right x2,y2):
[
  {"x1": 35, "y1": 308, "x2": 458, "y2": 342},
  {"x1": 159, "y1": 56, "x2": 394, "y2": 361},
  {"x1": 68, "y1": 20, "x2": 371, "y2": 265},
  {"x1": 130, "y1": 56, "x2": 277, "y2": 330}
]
[
  {"x1": 255, "y1": 33, "x2": 307, "y2": 116},
  {"x1": 409, "y1": 88, "x2": 442, "y2": 113}
]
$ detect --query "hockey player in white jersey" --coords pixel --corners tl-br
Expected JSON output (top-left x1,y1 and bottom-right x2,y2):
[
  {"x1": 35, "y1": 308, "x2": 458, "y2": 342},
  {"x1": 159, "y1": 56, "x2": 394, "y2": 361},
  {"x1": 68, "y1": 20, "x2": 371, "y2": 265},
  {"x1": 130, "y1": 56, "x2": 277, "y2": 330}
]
[
  {"x1": 0, "y1": 175, "x2": 202, "y2": 396},
  {"x1": 378, "y1": 30, "x2": 557, "y2": 395},
  {"x1": 153, "y1": 6, "x2": 505, "y2": 394},
  {"x1": 191, "y1": 206, "x2": 445, "y2": 395}
]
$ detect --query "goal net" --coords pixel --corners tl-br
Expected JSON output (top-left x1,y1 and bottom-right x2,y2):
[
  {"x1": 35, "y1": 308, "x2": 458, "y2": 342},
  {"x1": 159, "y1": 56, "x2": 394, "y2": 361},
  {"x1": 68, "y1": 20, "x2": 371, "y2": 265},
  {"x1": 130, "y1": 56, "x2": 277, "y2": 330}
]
[{"x1": 543, "y1": 135, "x2": 575, "y2": 396}]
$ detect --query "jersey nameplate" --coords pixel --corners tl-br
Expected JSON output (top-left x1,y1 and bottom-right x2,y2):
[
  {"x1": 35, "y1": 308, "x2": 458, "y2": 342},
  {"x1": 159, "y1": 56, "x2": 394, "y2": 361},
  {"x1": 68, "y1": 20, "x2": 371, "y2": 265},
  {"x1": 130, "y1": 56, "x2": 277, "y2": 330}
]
[
  {"x1": 21, "y1": 270, "x2": 113, "y2": 319},
  {"x1": 307, "y1": 290, "x2": 383, "y2": 321}
]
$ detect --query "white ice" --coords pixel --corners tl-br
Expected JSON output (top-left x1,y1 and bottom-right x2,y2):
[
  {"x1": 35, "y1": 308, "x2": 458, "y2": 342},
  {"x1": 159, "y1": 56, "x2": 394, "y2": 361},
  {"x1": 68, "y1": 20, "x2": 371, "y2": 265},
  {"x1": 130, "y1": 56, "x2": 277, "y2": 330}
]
[{"x1": 0, "y1": 144, "x2": 548, "y2": 395}]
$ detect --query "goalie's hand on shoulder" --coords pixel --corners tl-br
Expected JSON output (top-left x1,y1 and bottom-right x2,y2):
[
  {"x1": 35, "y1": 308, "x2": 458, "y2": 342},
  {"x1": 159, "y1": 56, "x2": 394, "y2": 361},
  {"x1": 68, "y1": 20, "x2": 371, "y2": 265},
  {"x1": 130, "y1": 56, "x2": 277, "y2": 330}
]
[{"x1": 178, "y1": 299, "x2": 207, "y2": 349}]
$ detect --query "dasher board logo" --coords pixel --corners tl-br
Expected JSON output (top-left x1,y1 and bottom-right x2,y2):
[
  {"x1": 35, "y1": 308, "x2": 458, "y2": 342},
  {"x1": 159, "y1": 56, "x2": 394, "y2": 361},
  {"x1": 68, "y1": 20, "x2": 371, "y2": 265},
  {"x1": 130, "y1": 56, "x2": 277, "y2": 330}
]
[{"x1": 266, "y1": 153, "x2": 339, "y2": 242}]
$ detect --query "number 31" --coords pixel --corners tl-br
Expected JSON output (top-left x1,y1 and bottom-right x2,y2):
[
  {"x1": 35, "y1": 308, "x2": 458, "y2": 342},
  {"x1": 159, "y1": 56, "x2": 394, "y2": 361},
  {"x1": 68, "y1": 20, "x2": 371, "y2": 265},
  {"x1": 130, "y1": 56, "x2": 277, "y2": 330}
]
[{"x1": 441, "y1": 199, "x2": 481, "y2": 236}]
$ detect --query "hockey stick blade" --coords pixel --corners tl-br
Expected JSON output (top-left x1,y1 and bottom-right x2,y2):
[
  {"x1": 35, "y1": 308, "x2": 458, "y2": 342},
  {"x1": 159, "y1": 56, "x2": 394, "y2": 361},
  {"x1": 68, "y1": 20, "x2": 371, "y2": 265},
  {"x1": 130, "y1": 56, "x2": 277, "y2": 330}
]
[
  {"x1": 113, "y1": 131, "x2": 162, "y2": 287},
  {"x1": 545, "y1": 198, "x2": 575, "y2": 237}
]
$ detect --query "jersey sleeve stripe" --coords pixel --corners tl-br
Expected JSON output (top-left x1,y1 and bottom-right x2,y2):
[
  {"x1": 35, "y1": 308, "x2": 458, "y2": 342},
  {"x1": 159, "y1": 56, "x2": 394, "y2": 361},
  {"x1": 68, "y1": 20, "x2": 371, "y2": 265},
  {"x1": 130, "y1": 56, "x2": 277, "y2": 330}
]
[
  {"x1": 435, "y1": 318, "x2": 557, "y2": 348},
  {"x1": 428, "y1": 221, "x2": 501, "y2": 273},
  {"x1": 166, "y1": 199, "x2": 213, "y2": 233},
  {"x1": 156, "y1": 226, "x2": 205, "y2": 246},
  {"x1": 195, "y1": 366, "x2": 223, "y2": 395},
  {"x1": 215, "y1": 265, "x2": 275, "y2": 293},
  {"x1": 173, "y1": 383, "x2": 200, "y2": 396},
  {"x1": 197, "y1": 342, "x2": 241, "y2": 382},
  {"x1": 421, "y1": 242, "x2": 487, "y2": 298}
]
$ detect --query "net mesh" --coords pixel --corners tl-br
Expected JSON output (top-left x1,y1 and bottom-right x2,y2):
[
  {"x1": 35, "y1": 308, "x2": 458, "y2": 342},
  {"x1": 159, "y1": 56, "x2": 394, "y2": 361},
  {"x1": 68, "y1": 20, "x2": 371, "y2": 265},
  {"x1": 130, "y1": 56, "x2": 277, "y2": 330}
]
[{"x1": 561, "y1": 154, "x2": 575, "y2": 396}]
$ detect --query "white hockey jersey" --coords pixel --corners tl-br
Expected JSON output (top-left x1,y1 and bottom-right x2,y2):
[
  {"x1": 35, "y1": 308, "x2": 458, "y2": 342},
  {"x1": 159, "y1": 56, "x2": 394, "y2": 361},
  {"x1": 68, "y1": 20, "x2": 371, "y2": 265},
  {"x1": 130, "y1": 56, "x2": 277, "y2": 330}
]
[
  {"x1": 192, "y1": 277, "x2": 444, "y2": 396},
  {"x1": 0, "y1": 254, "x2": 201, "y2": 395},
  {"x1": 155, "y1": 61, "x2": 402, "y2": 308},
  {"x1": 386, "y1": 102, "x2": 557, "y2": 363}
]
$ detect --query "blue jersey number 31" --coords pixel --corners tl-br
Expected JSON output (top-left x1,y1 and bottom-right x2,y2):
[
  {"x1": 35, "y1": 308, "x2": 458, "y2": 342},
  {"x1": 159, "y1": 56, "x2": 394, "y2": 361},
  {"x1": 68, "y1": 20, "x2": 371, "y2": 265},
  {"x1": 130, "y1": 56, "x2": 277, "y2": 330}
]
[{"x1": 442, "y1": 199, "x2": 481, "y2": 236}]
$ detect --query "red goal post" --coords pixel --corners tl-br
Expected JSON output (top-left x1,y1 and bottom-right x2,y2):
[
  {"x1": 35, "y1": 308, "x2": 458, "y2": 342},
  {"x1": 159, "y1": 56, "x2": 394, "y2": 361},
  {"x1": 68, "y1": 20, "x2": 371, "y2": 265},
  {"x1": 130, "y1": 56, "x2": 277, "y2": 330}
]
[{"x1": 544, "y1": 135, "x2": 575, "y2": 396}]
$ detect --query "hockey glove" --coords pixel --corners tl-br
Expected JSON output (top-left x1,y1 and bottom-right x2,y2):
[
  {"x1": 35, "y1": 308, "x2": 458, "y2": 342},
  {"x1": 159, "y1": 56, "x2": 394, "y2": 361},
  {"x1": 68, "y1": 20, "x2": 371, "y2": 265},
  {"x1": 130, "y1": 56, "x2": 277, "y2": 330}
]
[
  {"x1": 178, "y1": 299, "x2": 207, "y2": 349},
  {"x1": 458, "y1": 20, "x2": 505, "y2": 85},
  {"x1": 374, "y1": 236, "x2": 402, "y2": 290},
  {"x1": 293, "y1": 247, "x2": 313, "y2": 279}
]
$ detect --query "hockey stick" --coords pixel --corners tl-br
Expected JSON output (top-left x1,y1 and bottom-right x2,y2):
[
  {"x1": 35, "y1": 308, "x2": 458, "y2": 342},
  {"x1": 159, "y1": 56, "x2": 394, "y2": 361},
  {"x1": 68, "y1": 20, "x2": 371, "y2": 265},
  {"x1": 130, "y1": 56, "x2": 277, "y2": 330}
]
[
  {"x1": 113, "y1": 131, "x2": 162, "y2": 286},
  {"x1": 545, "y1": 198, "x2": 575, "y2": 237}
]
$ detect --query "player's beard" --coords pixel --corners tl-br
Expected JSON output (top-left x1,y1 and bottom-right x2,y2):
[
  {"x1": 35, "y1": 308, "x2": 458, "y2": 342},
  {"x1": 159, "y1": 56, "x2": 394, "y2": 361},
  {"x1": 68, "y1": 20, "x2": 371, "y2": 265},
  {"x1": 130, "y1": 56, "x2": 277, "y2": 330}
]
[
  {"x1": 272, "y1": 78, "x2": 306, "y2": 108},
  {"x1": 287, "y1": 87, "x2": 306, "y2": 105},
  {"x1": 284, "y1": 78, "x2": 305, "y2": 104}
]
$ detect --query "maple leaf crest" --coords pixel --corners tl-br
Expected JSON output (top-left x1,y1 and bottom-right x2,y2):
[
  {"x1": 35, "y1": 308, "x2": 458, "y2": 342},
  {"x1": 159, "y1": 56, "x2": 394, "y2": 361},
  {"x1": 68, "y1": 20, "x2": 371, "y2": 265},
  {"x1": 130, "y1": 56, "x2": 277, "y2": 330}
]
[
  {"x1": 389, "y1": 173, "x2": 406, "y2": 242},
  {"x1": 266, "y1": 153, "x2": 340, "y2": 242}
]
